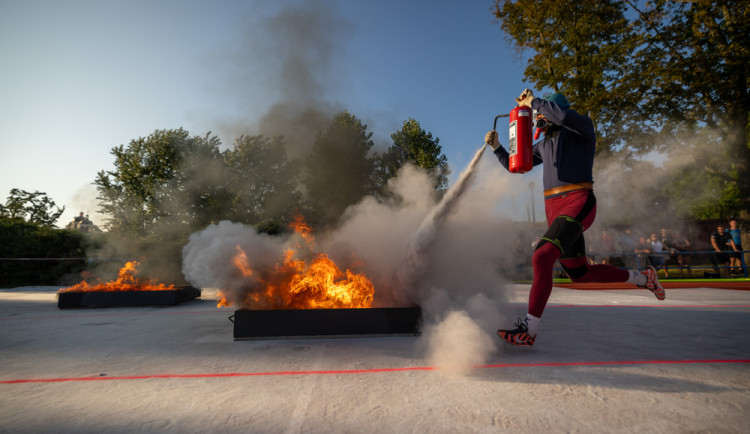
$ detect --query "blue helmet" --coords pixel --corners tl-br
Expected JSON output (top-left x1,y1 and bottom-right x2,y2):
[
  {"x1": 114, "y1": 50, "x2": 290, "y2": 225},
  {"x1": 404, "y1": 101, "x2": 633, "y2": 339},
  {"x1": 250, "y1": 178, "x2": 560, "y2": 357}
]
[{"x1": 543, "y1": 92, "x2": 571, "y2": 108}]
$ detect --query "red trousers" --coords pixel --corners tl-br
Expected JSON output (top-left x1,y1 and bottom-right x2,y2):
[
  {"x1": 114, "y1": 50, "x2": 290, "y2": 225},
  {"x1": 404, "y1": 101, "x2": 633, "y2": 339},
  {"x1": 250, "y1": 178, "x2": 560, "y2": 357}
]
[{"x1": 528, "y1": 190, "x2": 629, "y2": 317}]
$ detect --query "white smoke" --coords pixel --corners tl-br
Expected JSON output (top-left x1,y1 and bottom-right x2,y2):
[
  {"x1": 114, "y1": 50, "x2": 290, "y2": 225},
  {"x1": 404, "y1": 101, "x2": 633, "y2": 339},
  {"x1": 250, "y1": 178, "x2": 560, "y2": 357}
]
[
  {"x1": 182, "y1": 221, "x2": 287, "y2": 308},
  {"x1": 182, "y1": 143, "x2": 531, "y2": 373},
  {"x1": 397, "y1": 144, "x2": 488, "y2": 290},
  {"x1": 424, "y1": 309, "x2": 495, "y2": 376}
]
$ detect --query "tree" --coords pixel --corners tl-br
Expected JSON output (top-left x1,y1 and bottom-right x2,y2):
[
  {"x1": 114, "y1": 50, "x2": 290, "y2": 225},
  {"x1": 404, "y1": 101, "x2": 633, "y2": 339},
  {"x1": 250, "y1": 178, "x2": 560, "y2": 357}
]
[
  {"x1": 493, "y1": 0, "x2": 750, "y2": 219},
  {"x1": 377, "y1": 118, "x2": 451, "y2": 194},
  {"x1": 302, "y1": 111, "x2": 377, "y2": 229},
  {"x1": 94, "y1": 129, "x2": 227, "y2": 283},
  {"x1": 493, "y1": 0, "x2": 637, "y2": 155},
  {"x1": 624, "y1": 0, "x2": 750, "y2": 218},
  {"x1": 222, "y1": 135, "x2": 301, "y2": 229},
  {"x1": 0, "y1": 217, "x2": 91, "y2": 287},
  {"x1": 0, "y1": 189, "x2": 65, "y2": 227},
  {"x1": 94, "y1": 128, "x2": 225, "y2": 236}
]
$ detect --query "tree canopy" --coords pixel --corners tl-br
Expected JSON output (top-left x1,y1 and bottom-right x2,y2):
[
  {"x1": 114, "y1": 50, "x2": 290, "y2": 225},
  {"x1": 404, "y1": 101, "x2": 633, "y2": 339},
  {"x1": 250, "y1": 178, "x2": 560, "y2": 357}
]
[
  {"x1": 89, "y1": 109, "x2": 451, "y2": 281},
  {"x1": 94, "y1": 128, "x2": 224, "y2": 236},
  {"x1": 0, "y1": 188, "x2": 65, "y2": 227},
  {"x1": 302, "y1": 111, "x2": 378, "y2": 229},
  {"x1": 378, "y1": 118, "x2": 450, "y2": 195},
  {"x1": 223, "y1": 134, "x2": 300, "y2": 230}
]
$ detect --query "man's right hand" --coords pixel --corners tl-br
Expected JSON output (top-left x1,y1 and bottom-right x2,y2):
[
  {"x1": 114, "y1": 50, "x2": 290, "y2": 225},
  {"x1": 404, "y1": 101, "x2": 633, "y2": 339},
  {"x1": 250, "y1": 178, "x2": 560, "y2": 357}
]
[{"x1": 485, "y1": 131, "x2": 500, "y2": 150}]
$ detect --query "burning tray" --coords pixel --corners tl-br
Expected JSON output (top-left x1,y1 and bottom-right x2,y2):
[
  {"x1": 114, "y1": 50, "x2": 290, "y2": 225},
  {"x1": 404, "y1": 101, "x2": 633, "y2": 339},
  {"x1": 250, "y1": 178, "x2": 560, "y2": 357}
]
[
  {"x1": 57, "y1": 286, "x2": 201, "y2": 309},
  {"x1": 232, "y1": 306, "x2": 422, "y2": 340}
]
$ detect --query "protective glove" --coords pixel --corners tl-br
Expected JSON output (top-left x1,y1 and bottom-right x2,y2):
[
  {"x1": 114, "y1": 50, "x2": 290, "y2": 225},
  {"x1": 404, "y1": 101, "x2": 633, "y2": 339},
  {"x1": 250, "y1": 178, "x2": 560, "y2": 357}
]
[
  {"x1": 515, "y1": 88, "x2": 535, "y2": 108},
  {"x1": 485, "y1": 131, "x2": 501, "y2": 150}
]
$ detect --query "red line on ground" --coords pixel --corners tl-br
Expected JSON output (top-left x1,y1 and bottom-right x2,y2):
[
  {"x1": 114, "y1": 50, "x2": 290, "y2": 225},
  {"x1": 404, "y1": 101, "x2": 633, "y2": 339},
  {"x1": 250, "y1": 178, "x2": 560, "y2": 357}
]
[{"x1": 2, "y1": 359, "x2": 747, "y2": 384}]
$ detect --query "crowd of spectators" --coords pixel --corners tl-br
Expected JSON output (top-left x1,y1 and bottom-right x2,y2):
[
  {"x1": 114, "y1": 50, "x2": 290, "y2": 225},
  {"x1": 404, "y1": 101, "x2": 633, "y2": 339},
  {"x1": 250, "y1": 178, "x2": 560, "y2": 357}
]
[
  {"x1": 507, "y1": 217, "x2": 746, "y2": 280},
  {"x1": 584, "y1": 217, "x2": 745, "y2": 278}
]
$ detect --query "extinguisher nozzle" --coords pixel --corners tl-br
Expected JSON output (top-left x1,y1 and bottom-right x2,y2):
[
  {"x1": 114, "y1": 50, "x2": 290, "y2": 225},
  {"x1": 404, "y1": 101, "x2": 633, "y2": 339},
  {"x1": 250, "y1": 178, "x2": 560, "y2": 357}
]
[{"x1": 534, "y1": 128, "x2": 542, "y2": 140}]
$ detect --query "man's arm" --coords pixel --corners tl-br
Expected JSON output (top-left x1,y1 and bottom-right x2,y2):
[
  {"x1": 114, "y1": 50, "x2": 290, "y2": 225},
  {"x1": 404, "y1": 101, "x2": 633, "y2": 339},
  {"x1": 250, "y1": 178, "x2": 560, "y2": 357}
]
[
  {"x1": 730, "y1": 239, "x2": 739, "y2": 252},
  {"x1": 531, "y1": 99, "x2": 595, "y2": 140},
  {"x1": 711, "y1": 237, "x2": 721, "y2": 252}
]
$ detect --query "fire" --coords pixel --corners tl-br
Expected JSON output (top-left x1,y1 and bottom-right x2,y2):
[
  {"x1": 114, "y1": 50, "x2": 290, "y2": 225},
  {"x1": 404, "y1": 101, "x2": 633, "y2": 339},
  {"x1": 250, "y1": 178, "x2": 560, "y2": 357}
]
[
  {"x1": 59, "y1": 260, "x2": 175, "y2": 293},
  {"x1": 219, "y1": 216, "x2": 375, "y2": 309}
]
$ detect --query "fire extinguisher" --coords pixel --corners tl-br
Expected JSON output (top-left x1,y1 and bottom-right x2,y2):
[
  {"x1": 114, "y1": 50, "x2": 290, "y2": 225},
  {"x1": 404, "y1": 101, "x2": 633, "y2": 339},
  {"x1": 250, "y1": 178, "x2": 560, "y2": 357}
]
[{"x1": 493, "y1": 106, "x2": 534, "y2": 173}]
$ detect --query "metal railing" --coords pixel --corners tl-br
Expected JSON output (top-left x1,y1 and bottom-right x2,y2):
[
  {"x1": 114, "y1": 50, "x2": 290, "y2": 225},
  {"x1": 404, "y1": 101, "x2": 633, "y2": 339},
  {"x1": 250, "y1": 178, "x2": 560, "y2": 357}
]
[
  {"x1": 586, "y1": 250, "x2": 748, "y2": 278},
  {"x1": 506, "y1": 250, "x2": 749, "y2": 280}
]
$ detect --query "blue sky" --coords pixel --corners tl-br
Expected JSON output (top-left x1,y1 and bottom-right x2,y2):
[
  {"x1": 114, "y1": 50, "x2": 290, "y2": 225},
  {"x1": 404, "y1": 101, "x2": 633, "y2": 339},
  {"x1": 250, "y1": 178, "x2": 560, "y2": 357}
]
[{"x1": 1, "y1": 0, "x2": 538, "y2": 227}]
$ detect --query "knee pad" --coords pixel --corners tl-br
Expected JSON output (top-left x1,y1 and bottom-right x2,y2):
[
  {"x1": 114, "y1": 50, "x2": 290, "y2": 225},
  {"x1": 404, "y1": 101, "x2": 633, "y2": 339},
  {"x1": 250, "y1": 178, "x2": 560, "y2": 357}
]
[{"x1": 536, "y1": 215, "x2": 583, "y2": 257}]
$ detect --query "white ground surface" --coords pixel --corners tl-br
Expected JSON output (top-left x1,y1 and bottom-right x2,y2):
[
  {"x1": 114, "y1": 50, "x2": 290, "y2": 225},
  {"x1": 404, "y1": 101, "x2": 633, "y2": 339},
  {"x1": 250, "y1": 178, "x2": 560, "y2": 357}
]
[{"x1": 1, "y1": 284, "x2": 749, "y2": 433}]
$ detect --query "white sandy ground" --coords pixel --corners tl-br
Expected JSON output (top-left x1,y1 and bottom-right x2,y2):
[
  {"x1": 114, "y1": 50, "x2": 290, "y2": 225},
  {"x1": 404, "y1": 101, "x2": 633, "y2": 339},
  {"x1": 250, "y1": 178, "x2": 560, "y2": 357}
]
[{"x1": 1, "y1": 284, "x2": 749, "y2": 433}]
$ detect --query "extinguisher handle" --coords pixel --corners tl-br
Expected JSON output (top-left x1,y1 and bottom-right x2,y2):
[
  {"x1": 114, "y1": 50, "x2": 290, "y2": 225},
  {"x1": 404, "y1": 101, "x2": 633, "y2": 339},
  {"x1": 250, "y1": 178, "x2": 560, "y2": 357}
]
[{"x1": 493, "y1": 114, "x2": 509, "y2": 130}]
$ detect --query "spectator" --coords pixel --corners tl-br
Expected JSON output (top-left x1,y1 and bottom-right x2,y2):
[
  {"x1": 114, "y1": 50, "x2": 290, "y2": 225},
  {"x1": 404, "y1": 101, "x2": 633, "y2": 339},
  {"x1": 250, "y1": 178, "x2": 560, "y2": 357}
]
[
  {"x1": 600, "y1": 228, "x2": 616, "y2": 265},
  {"x1": 728, "y1": 217, "x2": 745, "y2": 276},
  {"x1": 670, "y1": 230, "x2": 692, "y2": 277},
  {"x1": 634, "y1": 236, "x2": 652, "y2": 269},
  {"x1": 648, "y1": 233, "x2": 669, "y2": 277},
  {"x1": 660, "y1": 228, "x2": 679, "y2": 273},
  {"x1": 710, "y1": 224, "x2": 739, "y2": 277},
  {"x1": 618, "y1": 229, "x2": 637, "y2": 268}
]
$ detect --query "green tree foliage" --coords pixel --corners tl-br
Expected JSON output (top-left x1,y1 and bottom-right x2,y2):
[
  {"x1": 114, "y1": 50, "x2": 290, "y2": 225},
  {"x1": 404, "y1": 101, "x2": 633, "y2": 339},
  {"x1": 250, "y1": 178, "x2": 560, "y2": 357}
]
[
  {"x1": 94, "y1": 128, "x2": 224, "y2": 236},
  {"x1": 94, "y1": 129, "x2": 226, "y2": 283},
  {"x1": 222, "y1": 135, "x2": 301, "y2": 229},
  {"x1": 302, "y1": 111, "x2": 377, "y2": 229},
  {"x1": 493, "y1": 0, "x2": 750, "y2": 219},
  {"x1": 0, "y1": 189, "x2": 65, "y2": 227},
  {"x1": 624, "y1": 0, "x2": 750, "y2": 218},
  {"x1": 0, "y1": 217, "x2": 90, "y2": 287},
  {"x1": 377, "y1": 118, "x2": 451, "y2": 194},
  {"x1": 493, "y1": 0, "x2": 636, "y2": 155}
]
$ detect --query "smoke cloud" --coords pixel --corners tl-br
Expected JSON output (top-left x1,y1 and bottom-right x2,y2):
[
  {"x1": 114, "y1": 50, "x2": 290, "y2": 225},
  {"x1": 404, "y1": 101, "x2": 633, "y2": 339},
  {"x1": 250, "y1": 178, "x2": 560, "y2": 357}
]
[
  {"x1": 182, "y1": 220, "x2": 286, "y2": 307},
  {"x1": 589, "y1": 126, "x2": 725, "y2": 243},
  {"x1": 215, "y1": 0, "x2": 352, "y2": 157},
  {"x1": 424, "y1": 309, "x2": 495, "y2": 376},
  {"x1": 182, "y1": 146, "x2": 524, "y2": 372}
]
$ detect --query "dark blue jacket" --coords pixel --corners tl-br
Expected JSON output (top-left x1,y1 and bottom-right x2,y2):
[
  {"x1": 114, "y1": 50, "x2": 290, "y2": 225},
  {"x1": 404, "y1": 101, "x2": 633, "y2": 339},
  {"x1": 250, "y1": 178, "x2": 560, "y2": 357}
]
[{"x1": 493, "y1": 98, "x2": 596, "y2": 191}]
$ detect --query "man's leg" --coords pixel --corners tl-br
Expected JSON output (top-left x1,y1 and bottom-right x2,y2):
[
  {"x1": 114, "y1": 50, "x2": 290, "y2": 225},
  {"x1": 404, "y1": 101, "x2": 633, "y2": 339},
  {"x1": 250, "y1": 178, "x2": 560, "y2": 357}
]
[
  {"x1": 498, "y1": 215, "x2": 583, "y2": 347},
  {"x1": 711, "y1": 253, "x2": 721, "y2": 274}
]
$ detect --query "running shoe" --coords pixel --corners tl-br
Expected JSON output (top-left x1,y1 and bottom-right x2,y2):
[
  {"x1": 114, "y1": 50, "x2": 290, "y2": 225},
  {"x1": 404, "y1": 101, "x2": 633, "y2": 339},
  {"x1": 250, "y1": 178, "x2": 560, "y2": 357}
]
[
  {"x1": 497, "y1": 318, "x2": 536, "y2": 346},
  {"x1": 638, "y1": 265, "x2": 665, "y2": 300}
]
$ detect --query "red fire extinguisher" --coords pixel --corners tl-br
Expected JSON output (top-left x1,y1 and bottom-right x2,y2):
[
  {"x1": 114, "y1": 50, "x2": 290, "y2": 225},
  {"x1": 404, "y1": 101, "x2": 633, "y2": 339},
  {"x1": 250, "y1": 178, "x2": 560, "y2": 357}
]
[{"x1": 508, "y1": 106, "x2": 533, "y2": 173}]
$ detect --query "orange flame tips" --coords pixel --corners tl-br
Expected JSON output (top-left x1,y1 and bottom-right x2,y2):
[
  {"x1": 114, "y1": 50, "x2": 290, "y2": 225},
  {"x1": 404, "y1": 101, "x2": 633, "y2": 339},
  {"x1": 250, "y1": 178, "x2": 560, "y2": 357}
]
[
  {"x1": 59, "y1": 260, "x2": 175, "y2": 293},
  {"x1": 222, "y1": 216, "x2": 375, "y2": 310},
  {"x1": 290, "y1": 214, "x2": 314, "y2": 245},
  {"x1": 233, "y1": 245, "x2": 253, "y2": 278}
]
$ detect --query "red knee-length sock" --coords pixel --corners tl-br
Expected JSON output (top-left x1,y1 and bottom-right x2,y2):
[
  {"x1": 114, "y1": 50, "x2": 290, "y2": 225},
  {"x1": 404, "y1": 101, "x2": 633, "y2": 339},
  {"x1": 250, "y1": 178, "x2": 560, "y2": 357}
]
[
  {"x1": 572, "y1": 264, "x2": 629, "y2": 283},
  {"x1": 528, "y1": 243, "x2": 559, "y2": 318}
]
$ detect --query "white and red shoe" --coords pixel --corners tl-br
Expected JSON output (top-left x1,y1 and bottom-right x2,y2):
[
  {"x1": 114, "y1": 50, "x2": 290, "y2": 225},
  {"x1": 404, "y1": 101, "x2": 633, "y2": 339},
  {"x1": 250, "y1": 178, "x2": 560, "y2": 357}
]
[{"x1": 639, "y1": 266, "x2": 665, "y2": 300}]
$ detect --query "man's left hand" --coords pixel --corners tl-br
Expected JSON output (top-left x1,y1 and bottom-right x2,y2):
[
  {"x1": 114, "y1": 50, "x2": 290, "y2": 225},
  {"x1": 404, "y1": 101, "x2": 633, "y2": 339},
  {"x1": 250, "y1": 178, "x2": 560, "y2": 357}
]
[{"x1": 515, "y1": 88, "x2": 535, "y2": 108}]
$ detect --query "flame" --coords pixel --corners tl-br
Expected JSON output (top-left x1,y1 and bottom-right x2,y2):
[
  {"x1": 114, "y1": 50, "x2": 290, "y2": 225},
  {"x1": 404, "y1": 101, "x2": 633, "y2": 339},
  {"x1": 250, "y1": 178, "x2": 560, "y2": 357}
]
[
  {"x1": 58, "y1": 260, "x2": 175, "y2": 293},
  {"x1": 218, "y1": 217, "x2": 375, "y2": 309}
]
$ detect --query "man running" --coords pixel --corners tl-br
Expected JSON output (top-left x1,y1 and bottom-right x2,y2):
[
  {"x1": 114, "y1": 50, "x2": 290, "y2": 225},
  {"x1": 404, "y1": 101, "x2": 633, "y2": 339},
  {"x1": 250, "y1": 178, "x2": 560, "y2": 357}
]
[{"x1": 485, "y1": 89, "x2": 665, "y2": 347}]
